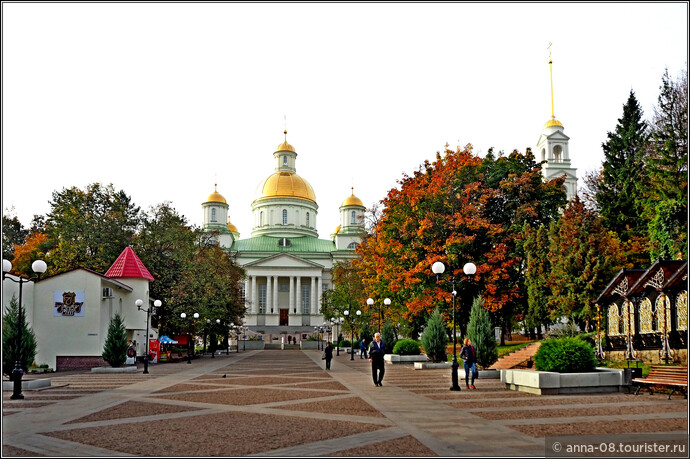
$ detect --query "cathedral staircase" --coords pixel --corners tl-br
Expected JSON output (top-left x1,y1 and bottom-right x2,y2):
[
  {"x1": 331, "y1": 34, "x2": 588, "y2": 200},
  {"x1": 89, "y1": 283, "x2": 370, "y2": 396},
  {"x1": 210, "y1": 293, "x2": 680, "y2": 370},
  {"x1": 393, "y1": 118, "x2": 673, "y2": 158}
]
[{"x1": 487, "y1": 342, "x2": 542, "y2": 370}]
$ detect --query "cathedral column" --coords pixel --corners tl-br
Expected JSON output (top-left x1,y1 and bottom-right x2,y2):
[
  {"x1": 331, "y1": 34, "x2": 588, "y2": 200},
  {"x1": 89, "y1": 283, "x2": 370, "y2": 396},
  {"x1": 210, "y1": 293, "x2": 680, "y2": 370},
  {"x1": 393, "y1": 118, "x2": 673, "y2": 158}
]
[
  {"x1": 251, "y1": 275, "x2": 258, "y2": 314},
  {"x1": 244, "y1": 278, "x2": 250, "y2": 313},
  {"x1": 266, "y1": 276, "x2": 272, "y2": 314},
  {"x1": 288, "y1": 276, "x2": 294, "y2": 315},
  {"x1": 273, "y1": 276, "x2": 279, "y2": 312},
  {"x1": 317, "y1": 277, "x2": 323, "y2": 315},
  {"x1": 296, "y1": 277, "x2": 302, "y2": 314},
  {"x1": 311, "y1": 277, "x2": 316, "y2": 315}
]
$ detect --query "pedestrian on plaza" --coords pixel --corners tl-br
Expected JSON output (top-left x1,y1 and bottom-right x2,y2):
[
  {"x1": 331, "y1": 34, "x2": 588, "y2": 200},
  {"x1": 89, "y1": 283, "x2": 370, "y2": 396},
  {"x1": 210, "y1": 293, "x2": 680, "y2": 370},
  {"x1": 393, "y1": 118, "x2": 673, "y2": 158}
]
[
  {"x1": 359, "y1": 338, "x2": 368, "y2": 359},
  {"x1": 368, "y1": 332, "x2": 386, "y2": 386},
  {"x1": 323, "y1": 341, "x2": 333, "y2": 370},
  {"x1": 287, "y1": 335, "x2": 292, "y2": 344},
  {"x1": 460, "y1": 337, "x2": 477, "y2": 389}
]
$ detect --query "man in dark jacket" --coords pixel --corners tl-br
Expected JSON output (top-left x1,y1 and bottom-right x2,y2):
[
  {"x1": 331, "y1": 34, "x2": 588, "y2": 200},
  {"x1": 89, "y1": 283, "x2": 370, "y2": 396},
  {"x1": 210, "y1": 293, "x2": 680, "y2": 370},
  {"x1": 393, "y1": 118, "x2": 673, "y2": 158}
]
[{"x1": 368, "y1": 332, "x2": 386, "y2": 386}]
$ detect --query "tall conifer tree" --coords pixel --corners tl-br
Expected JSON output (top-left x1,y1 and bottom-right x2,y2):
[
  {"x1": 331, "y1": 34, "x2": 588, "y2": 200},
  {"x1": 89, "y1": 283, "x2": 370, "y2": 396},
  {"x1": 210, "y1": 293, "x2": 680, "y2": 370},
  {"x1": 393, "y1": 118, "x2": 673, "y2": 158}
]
[{"x1": 596, "y1": 90, "x2": 650, "y2": 266}]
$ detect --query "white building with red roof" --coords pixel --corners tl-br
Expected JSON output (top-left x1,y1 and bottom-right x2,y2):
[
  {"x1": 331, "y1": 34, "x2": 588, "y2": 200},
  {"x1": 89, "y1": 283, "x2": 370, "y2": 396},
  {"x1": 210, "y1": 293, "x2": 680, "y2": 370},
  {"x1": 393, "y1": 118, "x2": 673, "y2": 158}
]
[{"x1": 2, "y1": 247, "x2": 157, "y2": 371}]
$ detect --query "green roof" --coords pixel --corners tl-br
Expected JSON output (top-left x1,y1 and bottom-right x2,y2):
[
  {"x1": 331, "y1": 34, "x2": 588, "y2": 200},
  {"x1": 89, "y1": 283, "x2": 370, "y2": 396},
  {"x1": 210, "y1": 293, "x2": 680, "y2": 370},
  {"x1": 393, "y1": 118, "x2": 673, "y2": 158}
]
[{"x1": 231, "y1": 236, "x2": 337, "y2": 254}]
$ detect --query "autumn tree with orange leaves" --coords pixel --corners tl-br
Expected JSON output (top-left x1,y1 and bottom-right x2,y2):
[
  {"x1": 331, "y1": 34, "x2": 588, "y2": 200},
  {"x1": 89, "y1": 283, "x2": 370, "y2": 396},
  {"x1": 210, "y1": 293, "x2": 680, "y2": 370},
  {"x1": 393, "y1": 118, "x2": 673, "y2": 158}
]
[{"x1": 355, "y1": 145, "x2": 567, "y2": 342}]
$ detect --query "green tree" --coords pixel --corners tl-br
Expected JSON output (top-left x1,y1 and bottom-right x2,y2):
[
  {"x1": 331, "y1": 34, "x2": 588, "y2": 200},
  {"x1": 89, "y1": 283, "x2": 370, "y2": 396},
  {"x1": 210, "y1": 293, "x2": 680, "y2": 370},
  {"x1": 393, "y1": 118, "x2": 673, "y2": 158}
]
[
  {"x1": 466, "y1": 296, "x2": 498, "y2": 369},
  {"x1": 522, "y1": 222, "x2": 552, "y2": 338},
  {"x1": 2, "y1": 295, "x2": 38, "y2": 379},
  {"x1": 547, "y1": 197, "x2": 627, "y2": 331},
  {"x1": 320, "y1": 260, "x2": 366, "y2": 323},
  {"x1": 645, "y1": 67, "x2": 688, "y2": 260},
  {"x1": 165, "y1": 237, "x2": 245, "y2": 337},
  {"x1": 2, "y1": 211, "x2": 28, "y2": 260},
  {"x1": 421, "y1": 308, "x2": 447, "y2": 362},
  {"x1": 596, "y1": 90, "x2": 650, "y2": 266},
  {"x1": 133, "y1": 202, "x2": 199, "y2": 334},
  {"x1": 102, "y1": 313, "x2": 128, "y2": 367},
  {"x1": 43, "y1": 183, "x2": 141, "y2": 275}
]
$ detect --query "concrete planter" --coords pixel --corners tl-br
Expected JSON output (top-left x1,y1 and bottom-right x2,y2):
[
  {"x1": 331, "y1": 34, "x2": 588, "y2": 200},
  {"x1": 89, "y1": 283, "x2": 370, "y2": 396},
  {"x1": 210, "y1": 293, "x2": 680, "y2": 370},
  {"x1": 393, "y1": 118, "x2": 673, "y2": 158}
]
[
  {"x1": 91, "y1": 366, "x2": 138, "y2": 373},
  {"x1": 501, "y1": 367, "x2": 625, "y2": 395},
  {"x1": 241, "y1": 340, "x2": 266, "y2": 350},
  {"x1": 415, "y1": 361, "x2": 451, "y2": 369},
  {"x1": 458, "y1": 368, "x2": 500, "y2": 379},
  {"x1": 300, "y1": 341, "x2": 323, "y2": 350},
  {"x1": 385, "y1": 354, "x2": 428, "y2": 364},
  {"x1": 3, "y1": 378, "x2": 52, "y2": 390}
]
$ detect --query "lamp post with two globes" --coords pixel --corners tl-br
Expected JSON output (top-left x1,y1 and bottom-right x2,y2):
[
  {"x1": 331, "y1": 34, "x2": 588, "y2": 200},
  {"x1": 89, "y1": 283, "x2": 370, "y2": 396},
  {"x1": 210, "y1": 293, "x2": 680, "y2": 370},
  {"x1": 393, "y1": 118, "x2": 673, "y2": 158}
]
[
  {"x1": 431, "y1": 260, "x2": 476, "y2": 392},
  {"x1": 136, "y1": 298, "x2": 161, "y2": 374},
  {"x1": 2, "y1": 259, "x2": 47, "y2": 400},
  {"x1": 180, "y1": 312, "x2": 199, "y2": 363},
  {"x1": 367, "y1": 297, "x2": 391, "y2": 332}
]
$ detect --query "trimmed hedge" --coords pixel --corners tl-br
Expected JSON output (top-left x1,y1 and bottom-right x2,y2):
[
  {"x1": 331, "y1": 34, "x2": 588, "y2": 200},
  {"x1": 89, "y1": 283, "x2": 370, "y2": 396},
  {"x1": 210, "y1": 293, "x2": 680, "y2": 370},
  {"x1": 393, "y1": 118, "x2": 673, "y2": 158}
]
[
  {"x1": 339, "y1": 339, "x2": 352, "y2": 348},
  {"x1": 534, "y1": 337, "x2": 597, "y2": 373},
  {"x1": 392, "y1": 339, "x2": 421, "y2": 355}
]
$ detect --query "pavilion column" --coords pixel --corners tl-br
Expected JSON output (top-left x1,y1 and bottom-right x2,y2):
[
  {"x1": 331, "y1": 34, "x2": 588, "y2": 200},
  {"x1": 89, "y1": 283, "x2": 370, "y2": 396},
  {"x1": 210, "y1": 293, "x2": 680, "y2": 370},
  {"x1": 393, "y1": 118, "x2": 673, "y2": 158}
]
[
  {"x1": 273, "y1": 276, "x2": 279, "y2": 312},
  {"x1": 244, "y1": 278, "x2": 250, "y2": 312}
]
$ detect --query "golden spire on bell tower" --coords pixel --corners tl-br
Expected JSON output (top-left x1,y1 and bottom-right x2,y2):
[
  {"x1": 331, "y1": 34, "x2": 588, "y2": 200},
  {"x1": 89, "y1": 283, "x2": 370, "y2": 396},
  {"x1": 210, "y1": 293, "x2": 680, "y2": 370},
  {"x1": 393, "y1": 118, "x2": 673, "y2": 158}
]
[{"x1": 548, "y1": 41, "x2": 555, "y2": 119}]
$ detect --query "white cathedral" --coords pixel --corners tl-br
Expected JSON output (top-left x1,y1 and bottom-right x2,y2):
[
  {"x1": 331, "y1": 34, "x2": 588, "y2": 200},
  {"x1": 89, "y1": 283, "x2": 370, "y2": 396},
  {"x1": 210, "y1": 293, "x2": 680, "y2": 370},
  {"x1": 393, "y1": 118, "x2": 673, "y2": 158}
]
[{"x1": 201, "y1": 131, "x2": 365, "y2": 341}]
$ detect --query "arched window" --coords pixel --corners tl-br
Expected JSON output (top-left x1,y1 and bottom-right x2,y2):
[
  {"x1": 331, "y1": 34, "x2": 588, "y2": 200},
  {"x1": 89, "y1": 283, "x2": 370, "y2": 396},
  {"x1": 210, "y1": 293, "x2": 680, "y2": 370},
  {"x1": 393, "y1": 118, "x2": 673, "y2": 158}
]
[
  {"x1": 541, "y1": 148, "x2": 546, "y2": 162},
  {"x1": 306, "y1": 212, "x2": 310, "y2": 227},
  {"x1": 211, "y1": 208, "x2": 217, "y2": 222},
  {"x1": 260, "y1": 211, "x2": 264, "y2": 227},
  {"x1": 282, "y1": 209, "x2": 288, "y2": 225},
  {"x1": 348, "y1": 242, "x2": 358, "y2": 249},
  {"x1": 351, "y1": 211, "x2": 356, "y2": 224},
  {"x1": 553, "y1": 145, "x2": 562, "y2": 162},
  {"x1": 283, "y1": 155, "x2": 288, "y2": 166}
]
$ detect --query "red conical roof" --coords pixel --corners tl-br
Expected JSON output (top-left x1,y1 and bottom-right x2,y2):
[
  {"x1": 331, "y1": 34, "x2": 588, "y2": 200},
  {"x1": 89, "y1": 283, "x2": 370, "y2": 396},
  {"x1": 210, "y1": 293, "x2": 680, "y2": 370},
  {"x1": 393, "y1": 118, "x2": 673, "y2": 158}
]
[{"x1": 105, "y1": 247, "x2": 154, "y2": 281}]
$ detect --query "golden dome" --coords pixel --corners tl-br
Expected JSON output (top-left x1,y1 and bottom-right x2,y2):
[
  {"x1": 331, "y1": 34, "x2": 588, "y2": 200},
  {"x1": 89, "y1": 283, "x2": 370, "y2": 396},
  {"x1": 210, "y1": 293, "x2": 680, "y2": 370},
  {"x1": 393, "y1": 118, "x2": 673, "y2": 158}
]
[
  {"x1": 544, "y1": 118, "x2": 563, "y2": 128},
  {"x1": 276, "y1": 130, "x2": 295, "y2": 153},
  {"x1": 334, "y1": 225, "x2": 341, "y2": 234},
  {"x1": 227, "y1": 221, "x2": 238, "y2": 233},
  {"x1": 341, "y1": 188, "x2": 364, "y2": 207},
  {"x1": 206, "y1": 184, "x2": 227, "y2": 204},
  {"x1": 255, "y1": 171, "x2": 316, "y2": 203}
]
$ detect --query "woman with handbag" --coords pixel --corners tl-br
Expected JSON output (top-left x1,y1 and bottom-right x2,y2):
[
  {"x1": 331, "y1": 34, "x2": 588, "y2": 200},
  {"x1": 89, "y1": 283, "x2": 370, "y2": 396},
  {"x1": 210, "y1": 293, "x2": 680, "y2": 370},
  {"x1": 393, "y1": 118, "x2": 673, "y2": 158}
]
[
  {"x1": 323, "y1": 341, "x2": 333, "y2": 370},
  {"x1": 459, "y1": 338, "x2": 477, "y2": 389}
]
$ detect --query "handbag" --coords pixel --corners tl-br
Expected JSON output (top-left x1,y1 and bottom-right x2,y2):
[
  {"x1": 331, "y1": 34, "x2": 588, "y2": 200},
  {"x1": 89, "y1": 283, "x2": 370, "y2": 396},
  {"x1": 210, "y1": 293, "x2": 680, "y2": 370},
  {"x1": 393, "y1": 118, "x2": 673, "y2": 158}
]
[{"x1": 321, "y1": 353, "x2": 326, "y2": 360}]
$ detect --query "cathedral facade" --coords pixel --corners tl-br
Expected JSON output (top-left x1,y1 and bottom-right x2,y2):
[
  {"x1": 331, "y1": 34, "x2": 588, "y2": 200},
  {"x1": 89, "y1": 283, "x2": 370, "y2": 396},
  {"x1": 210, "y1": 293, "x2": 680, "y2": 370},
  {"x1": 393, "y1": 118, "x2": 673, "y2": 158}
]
[{"x1": 201, "y1": 131, "x2": 365, "y2": 342}]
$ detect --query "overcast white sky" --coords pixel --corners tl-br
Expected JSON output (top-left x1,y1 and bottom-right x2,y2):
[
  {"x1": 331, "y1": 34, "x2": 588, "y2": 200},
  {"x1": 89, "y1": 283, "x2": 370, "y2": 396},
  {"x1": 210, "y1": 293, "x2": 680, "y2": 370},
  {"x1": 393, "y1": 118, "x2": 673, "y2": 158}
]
[{"x1": 2, "y1": 2, "x2": 688, "y2": 241}]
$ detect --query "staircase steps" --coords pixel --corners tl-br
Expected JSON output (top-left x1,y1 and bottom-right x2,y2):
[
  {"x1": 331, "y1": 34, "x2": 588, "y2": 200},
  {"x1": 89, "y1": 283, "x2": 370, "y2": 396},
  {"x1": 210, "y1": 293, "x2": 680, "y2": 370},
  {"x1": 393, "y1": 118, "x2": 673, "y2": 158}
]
[{"x1": 488, "y1": 342, "x2": 541, "y2": 370}]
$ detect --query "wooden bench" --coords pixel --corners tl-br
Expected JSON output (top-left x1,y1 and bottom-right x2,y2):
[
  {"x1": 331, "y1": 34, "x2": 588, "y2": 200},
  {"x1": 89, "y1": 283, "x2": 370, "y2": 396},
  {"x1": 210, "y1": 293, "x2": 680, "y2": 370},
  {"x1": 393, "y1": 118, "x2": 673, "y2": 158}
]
[{"x1": 632, "y1": 365, "x2": 687, "y2": 400}]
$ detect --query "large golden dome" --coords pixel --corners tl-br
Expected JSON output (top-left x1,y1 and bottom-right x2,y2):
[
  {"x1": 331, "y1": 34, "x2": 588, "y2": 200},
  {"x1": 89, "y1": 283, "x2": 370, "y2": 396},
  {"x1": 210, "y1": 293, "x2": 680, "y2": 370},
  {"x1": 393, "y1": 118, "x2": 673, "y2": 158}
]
[
  {"x1": 255, "y1": 171, "x2": 316, "y2": 203},
  {"x1": 227, "y1": 220, "x2": 238, "y2": 233},
  {"x1": 206, "y1": 185, "x2": 227, "y2": 204}
]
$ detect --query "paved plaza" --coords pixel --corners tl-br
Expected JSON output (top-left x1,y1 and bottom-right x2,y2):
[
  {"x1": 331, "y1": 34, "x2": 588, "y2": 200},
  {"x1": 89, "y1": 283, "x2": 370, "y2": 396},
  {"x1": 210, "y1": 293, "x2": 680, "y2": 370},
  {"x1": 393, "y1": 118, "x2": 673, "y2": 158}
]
[{"x1": 2, "y1": 350, "x2": 687, "y2": 457}]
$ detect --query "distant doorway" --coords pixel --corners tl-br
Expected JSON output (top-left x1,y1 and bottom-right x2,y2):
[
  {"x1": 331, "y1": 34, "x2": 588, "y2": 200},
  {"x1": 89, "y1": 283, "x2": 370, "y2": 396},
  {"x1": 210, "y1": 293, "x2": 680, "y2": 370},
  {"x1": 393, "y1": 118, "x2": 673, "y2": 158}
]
[{"x1": 279, "y1": 309, "x2": 289, "y2": 326}]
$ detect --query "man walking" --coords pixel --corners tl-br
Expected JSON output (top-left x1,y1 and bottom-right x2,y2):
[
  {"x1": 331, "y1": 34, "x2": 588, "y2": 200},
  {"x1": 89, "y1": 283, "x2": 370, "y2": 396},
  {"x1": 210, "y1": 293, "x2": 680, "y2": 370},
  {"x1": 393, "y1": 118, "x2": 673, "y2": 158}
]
[{"x1": 368, "y1": 332, "x2": 386, "y2": 386}]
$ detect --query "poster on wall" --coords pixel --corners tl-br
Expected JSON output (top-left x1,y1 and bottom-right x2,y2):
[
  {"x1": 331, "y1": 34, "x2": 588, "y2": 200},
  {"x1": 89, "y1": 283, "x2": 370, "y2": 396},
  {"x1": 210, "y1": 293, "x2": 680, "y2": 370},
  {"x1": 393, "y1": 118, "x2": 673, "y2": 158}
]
[
  {"x1": 53, "y1": 291, "x2": 85, "y2": 317},
  {"x1": 148, "y1": 339, "x2": 159, "y2": 363}
]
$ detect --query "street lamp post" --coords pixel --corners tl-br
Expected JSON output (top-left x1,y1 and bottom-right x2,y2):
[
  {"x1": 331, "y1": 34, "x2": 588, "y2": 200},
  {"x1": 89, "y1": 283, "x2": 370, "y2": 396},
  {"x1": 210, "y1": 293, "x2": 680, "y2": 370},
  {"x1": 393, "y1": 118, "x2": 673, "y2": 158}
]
[
  {"x1": 344, "y1": 310, "x2": 361, "y2": 361},
  {"x1": 180, "y1": 312, "x2": 199, "y2": 363},
  {"x1": 432, "y1": 260, "x2": 476, "y2": 392},
  {"x1": 2, "y1": 259, "x2": 47, "y2": 400},
  {"x1": 367, "y1": 297, "x2": 391, "y2": 332},
  {"x1": 136, "y1": 299, "x2": 161, "y2": 374}
]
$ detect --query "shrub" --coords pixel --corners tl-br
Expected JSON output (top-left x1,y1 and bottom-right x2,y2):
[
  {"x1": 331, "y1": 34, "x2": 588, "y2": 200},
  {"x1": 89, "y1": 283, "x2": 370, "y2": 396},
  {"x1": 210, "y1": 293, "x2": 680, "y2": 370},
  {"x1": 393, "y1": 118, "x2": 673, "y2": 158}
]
[
  {"x1": 392, "y1": 339, "x2": 421, "y2": 355},
  {"x1": 534, "y1": 337, "x2": 597, "y2": 373},
  {"x1": 421, "y1": 309, "x2": 447, "y2": 363},
  {"x1": 2, "y1": 295, "x2": 38, "y2": 379},
  {"x1": 382, "y1": 322, "x2": 397, "y2": 351},
  {"x1": 102, "y1": 313, "x2": 128, "y2": 367},
  {"x1": 466, "y1": 296, "x2": 498, "y2": 369},
  {"x1": 339, "y1": 339, "x2": 351, "y2": 348}
]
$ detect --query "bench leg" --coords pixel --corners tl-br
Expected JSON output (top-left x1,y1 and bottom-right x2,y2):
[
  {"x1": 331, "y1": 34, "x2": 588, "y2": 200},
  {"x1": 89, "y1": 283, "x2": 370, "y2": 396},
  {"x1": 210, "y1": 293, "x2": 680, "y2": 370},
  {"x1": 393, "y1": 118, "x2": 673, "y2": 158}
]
[{"x1": 634, "y1": 385, "x2": 641, "y2": 396}]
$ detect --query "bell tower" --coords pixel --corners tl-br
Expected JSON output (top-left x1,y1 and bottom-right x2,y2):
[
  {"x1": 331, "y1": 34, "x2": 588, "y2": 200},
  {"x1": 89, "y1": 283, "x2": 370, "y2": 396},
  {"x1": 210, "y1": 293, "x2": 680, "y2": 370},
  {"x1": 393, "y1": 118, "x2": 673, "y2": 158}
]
[{"x1": 536, "y1": 43, "x2": 578, "y2": 201}]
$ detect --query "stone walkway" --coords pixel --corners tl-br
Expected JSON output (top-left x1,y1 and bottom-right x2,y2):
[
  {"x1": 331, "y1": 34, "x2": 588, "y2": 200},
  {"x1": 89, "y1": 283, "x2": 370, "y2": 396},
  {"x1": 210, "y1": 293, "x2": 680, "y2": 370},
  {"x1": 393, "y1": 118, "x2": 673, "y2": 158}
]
[{"x1": 2, "y1": 350, "x2": 687, "y2": 457}]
